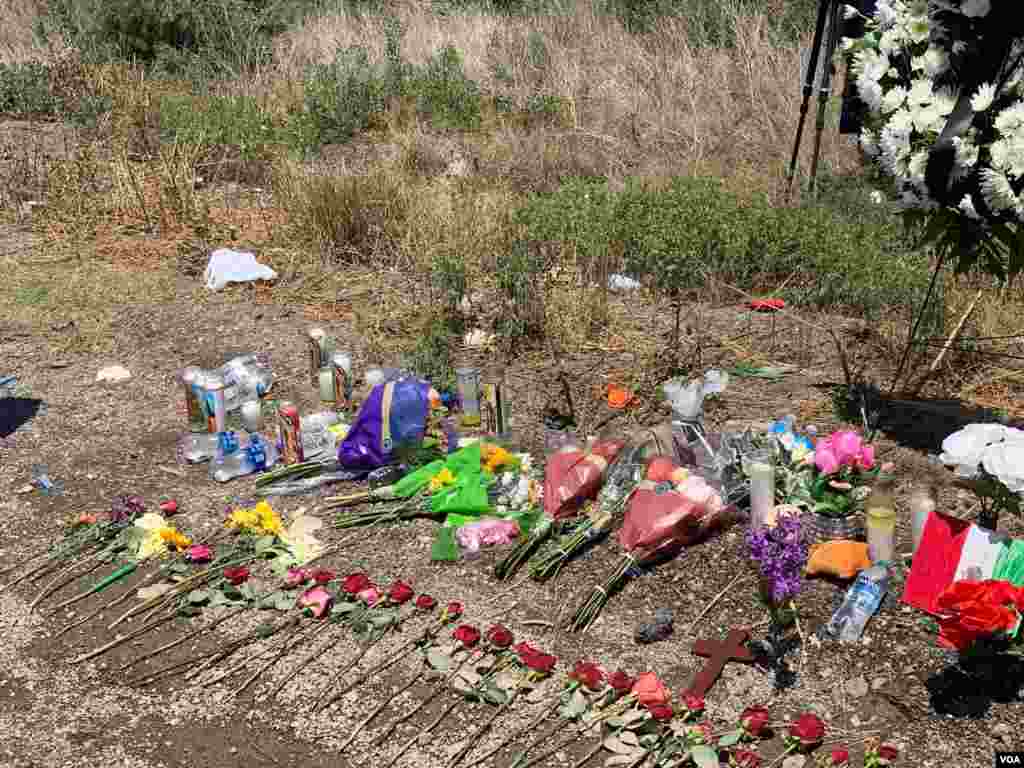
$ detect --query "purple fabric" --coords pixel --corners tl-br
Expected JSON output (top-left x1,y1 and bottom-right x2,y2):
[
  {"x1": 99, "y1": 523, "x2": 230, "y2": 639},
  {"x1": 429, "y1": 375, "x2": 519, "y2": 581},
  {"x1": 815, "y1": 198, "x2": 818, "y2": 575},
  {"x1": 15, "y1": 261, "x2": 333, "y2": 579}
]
[{"x1": 337, "y1": 379, "x2": 431, "y2": 469}]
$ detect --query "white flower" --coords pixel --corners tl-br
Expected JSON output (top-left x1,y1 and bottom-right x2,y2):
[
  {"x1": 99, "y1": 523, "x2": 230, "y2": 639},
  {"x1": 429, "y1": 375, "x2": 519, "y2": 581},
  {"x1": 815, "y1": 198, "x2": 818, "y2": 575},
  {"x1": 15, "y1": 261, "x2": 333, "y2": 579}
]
[
  {"x1": 995, "y1": 102, "x2": 1024, "y2": 134},
  {"x1": 959, "y1": 193, "x2": 981, "y2": 219},
  {"x1": 879, "y1": 29, "x2": 904, "y2": 55},
  {"x1": 859, "y1": 77, "x2": 885, "y2": 111},
  {"x1": 939, "y1": 423, "x2": 1013, "y2": 476},
  {"x1": 908, "y1": 151, "x2": 929, "y2": 184},
  {"x1": 960, "y1": 0, "x2": 991, "y2": 18},
  {"x1": 980, "y1": 168, "x2": 1021, "y2": 212},
  {"x1": 933, "y1": 86, "x2": 958, "y2": 115},
  {"x1": 953, "y1": 136, "x2": 980, "y2": 171},
  {"x1": 906, "y1": 17, "x2": 930, "y2": 43},
  {"x1": 860, "y1": 128, "x2": 881, "y2": 156},
  {"x1": 881, "y1": 85, "x2": 908, "y2": 113},
  {"x1": 989, "y1": 137, "x2": 1024, "y2": 179},
  {"x1": 983, "y1": 440, "x2": 1024, "y2": 493},
  {"x1": 855, "y1": 49, "x2": 890, "y2": 83},
  {"x1": 971, "y1": 82, "x2": 997, "y2": 112},
  {"x1": 843, "y1": 3, "x2": 860, "y2": 20},
  {"x1": 907, "y1": 79, "x2": 934, "y2": 107},
  {"x1": 911, "y1": 104, "x2": 944, "y2": 132},
  {"x1": 869, "y1": 189, "x2": 886, "y2": 204},
  {"x1": 922, "y1": 47, "x2": 950, "y2": 78},
  {"x1": 876, "y1": 0, "x2": 898, "y2": 26}
]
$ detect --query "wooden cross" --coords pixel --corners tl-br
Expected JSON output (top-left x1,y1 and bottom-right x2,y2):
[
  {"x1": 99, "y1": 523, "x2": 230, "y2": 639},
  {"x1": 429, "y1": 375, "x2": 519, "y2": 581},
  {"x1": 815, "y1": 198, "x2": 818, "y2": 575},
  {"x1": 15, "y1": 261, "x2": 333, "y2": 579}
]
[{"x1": 686, "y1": 628, "x2": 756, "y2": 698}]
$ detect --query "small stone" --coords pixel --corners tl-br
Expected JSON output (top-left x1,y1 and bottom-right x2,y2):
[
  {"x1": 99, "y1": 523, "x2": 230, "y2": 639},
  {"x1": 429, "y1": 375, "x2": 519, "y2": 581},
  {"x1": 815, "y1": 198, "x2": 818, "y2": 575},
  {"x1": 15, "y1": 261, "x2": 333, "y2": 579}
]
[
  {"x1": 846, "y1": 676, "x2": 869, "y2": 698},
  {"x1": 96, "y1": 365, "x2": 131, "y2": 383},
  {"x1": 782, "y1": 756, "x2": 807, "y2": 768},
  {"x1": 851, "y1": 715, "x2": 863, "y2": 727},
  {"x1": 872, "y1": 676, "x2": 887, "y2": 690}
]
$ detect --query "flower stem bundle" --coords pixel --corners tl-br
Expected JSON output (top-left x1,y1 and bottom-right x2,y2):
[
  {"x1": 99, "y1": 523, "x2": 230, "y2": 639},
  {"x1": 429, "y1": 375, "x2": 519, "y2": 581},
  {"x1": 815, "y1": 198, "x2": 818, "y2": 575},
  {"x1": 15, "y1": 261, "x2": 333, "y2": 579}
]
[
  {"x1": 495, "y1": 517, "x2": 554, "y2": 581},
  {"x1": 567, "y1": 553, "x2": 637, "y2": 632}
]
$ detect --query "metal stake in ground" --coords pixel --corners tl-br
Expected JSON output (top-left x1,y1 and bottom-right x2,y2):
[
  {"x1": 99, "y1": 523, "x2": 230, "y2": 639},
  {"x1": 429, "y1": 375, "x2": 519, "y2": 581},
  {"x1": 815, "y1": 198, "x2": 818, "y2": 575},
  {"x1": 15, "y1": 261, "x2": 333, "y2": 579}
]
[{"x1": 685, "y1": 627, "x2": 756, "y2": 698}]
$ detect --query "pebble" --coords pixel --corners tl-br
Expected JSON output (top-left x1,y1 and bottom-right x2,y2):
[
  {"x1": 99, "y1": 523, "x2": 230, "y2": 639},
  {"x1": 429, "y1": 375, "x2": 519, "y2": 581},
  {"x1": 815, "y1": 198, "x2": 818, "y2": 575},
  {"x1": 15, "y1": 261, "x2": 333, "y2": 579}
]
[
  {"x1": 782, "y1": 756, "x2": 807, "y2": 768},
  {"x1": 872, "y1": 676, "x2": 887, "y2": 690},
  {"x1": 846, "y1": 676, "x2": 869, "y2": 698}
]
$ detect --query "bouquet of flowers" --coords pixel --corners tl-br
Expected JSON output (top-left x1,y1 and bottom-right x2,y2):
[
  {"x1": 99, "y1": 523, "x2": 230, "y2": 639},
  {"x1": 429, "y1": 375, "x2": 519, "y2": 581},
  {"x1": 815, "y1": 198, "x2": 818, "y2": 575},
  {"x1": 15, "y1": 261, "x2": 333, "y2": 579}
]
[
  {"x1": 568, "y1": 457, "x2": 731, "y2": 631},
  {"x1": 935, "y1": 578, "x2": 1024, "y2": 655},
  {"x1": 843, "y1": 0, "x2": 1024, "y2": 278},
  {"x1": 746, "y1": 506, "x2": 812, "y2": 632},
  {"x1": 939, "y1": 423, "x2": 1024, "y2": 528},
  {"x1": 494, "y1": 438, "x2": 625, "y2": 580},
  {"x1": 782, "y1": 429, "x2": 886, "y2": 518}
]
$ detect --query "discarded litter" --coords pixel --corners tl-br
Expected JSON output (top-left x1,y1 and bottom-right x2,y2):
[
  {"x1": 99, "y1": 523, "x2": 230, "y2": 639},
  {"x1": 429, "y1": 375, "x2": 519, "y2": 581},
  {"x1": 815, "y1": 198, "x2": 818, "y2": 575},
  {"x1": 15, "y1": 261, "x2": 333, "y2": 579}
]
[
  {"x1": 96, "y1": 365, "x2": 131, "y2": 384},
  {"x1": 203, "y1": 248, "x2": 278, "y2": 291},
  {"x1": 608, "y1": 273, "x2": 641, "y2": 291},
  {"x1": 30, "y1": 464, "x2": 64, "y2": 496}
]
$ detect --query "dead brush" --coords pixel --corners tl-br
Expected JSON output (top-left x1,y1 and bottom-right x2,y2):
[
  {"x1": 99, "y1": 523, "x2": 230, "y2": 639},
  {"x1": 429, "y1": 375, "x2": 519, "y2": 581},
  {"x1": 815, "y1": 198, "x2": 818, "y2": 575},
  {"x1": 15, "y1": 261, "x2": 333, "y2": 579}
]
[{"x1": 0, "y1": 132, "x2": 50, "y2": 222}]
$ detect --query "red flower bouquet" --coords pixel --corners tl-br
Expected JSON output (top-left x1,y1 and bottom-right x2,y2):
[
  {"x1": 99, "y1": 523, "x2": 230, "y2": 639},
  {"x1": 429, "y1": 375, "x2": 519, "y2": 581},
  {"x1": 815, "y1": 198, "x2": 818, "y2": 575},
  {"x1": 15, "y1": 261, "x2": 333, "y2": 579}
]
[
  {"x1": 935, "y1": 579, "x2": 1024, "y2": 652},
  {"x1": 568, "y1": 457, "x2": 733, "y2": 631}
]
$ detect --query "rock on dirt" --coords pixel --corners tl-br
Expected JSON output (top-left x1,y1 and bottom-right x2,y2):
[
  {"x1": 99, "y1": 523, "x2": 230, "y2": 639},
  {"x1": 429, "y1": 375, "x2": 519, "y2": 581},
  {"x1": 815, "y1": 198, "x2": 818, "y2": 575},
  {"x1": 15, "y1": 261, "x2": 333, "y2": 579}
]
[{"x1": 845, "y1": 675, "x2": 869, "y2": 698}]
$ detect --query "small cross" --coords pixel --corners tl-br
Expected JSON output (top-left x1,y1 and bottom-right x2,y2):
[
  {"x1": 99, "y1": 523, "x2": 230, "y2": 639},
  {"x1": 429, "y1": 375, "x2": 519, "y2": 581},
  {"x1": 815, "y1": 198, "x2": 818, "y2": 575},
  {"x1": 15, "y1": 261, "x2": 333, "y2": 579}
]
[{"x1": 686, "y1": 628, "x2": 756, "y2": 698}]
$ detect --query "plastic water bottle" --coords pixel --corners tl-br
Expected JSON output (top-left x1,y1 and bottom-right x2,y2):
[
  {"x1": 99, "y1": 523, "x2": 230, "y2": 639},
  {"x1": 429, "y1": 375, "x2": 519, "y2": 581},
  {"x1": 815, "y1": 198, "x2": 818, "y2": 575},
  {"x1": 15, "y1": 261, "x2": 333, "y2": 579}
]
[
  {"x1": 299, "y1": 412, "x2": 345, "y2": 459},
  {"x1": 210, "y1": 433, "x2": 279, "y2": 483},
  {"x1": 825, "y1": 563, "x2": 890, "y2": 641},
  {"x1": 221, "y1": 355, "x2": 273, "y2": 411}
]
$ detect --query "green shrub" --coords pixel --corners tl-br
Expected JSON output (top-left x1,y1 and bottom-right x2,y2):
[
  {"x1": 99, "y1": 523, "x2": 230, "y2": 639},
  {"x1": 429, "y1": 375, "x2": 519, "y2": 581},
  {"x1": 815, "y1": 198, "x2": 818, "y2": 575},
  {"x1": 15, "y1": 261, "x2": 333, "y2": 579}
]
[
  {"x1": 296, "y1": 46, "x2": 390, "y2": 147},
  {"x1": 44, "y1": 0, "x2": 317, "y2": 73},
  {"x1": 513, "y1": 173, "x2": 935, "y2": 328},
  {"x1": 0, "y1": 62, "x2": 61, "y2": 118},
  {"x1": 158, "y1": 91, "x2": 280, "y2": 158},
  {"x1": 496, "y1": 239, "x2": 546, "y2": 340},
  {"x1": 413, "y1": 45, "x2": 482, "y2": 131}
]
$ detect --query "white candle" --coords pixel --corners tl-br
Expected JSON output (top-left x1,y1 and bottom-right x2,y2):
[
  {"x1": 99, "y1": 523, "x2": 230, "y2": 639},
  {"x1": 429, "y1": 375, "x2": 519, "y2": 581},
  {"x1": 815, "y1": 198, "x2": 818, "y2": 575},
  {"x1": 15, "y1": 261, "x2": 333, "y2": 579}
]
[
  {"x1": 241, "y1": 400, "x2": 263, "y2": 432},
  {"x1": 748, "y1": 461, "x2": 775, "y2": 528},
  {"x1": 318, "y1": 367, "x2": 334, "y2": 403}
]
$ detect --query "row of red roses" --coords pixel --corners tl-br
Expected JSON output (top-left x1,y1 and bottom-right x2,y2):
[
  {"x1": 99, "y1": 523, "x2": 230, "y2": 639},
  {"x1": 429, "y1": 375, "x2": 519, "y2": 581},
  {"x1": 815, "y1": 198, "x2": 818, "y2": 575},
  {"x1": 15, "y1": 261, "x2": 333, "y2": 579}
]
[{"x1": 217, "y1": 566, "x2": 899, "y2": 766}]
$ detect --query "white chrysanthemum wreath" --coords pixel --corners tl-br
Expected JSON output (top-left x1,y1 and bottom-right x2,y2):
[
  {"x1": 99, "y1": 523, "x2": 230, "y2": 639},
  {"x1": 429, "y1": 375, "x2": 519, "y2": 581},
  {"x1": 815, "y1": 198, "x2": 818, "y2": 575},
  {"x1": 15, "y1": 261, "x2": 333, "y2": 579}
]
[{"x1": 842, "y1": 0, "x2": 1024, "y2": 277}]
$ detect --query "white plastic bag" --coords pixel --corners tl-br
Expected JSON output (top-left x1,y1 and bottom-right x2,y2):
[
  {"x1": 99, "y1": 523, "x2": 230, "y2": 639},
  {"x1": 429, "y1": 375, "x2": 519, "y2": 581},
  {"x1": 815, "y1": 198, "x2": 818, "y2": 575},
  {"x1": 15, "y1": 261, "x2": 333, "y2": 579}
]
[
  {"x1": 662, "y1": 370, "x2": 729, "y2": 422},
  {"x1": 204, "y1": 249, "x2": 278, "y2": 291}
]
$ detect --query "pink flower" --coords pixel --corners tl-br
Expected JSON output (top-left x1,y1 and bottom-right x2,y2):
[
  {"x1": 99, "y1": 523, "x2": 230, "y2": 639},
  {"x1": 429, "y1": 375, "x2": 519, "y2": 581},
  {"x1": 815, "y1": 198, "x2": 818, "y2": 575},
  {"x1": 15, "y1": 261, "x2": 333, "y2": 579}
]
[
  {"x1": 815, "y1": 443, "x2": 840, "y2": 475},
  {"x1": 298, "y1": 586, "x2": 333, "y2": 618},
  {"x1": 358, "y1": 586, "x2": 381, "y2": 606},
  {"x1": 857, "y1": 443, "x2": 876, "y2": 470},
  {"x1": 831, "y1": 431, "x2": 863, "y2": 467},
  {"x1": 828, "y1": 480, "x2": 853, "y2": 491},
  {"x1": 881, "y1": 461, "x2": 895, "y2": 473},
  {"x1": 285, "y1": 567, "x2": 310, "y2": 588},
  {"x1": 185, "y1": 544, "x2": 212, "y2": 563}
]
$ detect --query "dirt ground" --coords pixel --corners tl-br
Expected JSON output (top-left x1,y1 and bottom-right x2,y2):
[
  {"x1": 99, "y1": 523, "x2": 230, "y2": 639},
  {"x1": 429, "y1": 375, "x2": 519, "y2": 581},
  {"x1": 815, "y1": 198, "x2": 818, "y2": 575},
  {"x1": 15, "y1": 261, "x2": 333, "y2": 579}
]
[{"x1": 1, "y1": 230, "x2": 1022, "y2": 768}]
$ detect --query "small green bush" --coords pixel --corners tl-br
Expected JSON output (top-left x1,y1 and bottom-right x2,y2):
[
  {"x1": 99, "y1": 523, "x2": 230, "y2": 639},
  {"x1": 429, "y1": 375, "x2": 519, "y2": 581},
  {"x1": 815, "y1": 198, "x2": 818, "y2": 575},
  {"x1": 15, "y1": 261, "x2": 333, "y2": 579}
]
[
  {"x1": 413, "y1": 45, "x2": 482, "y2": 131},
  {"x1": 297, "y1": 47, "x2": 390, "y2": 147},
  {"x1": 0, "y1": 62, "x2": 61, "y2": 118},
  {"x1": 158, "y1": 91, "x2": 280, "y2": 158}
]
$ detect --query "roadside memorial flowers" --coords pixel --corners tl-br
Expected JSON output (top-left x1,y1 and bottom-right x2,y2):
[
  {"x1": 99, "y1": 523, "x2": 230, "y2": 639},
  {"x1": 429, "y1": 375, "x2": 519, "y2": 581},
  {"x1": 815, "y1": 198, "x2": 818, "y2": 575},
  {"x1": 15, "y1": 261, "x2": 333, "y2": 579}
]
[
  {"x1": 939, "y1": 423, "x2": 1024, "y2": 528},
  {"x1": 568, "y1": 457, "x2": 729, "y2": 631},
  {"x1": 934, "y1": 578, "x2": 1024, "y2": 652},
  {"x1": 747, "y1": 506, "x2": 811, "y2": 624},
  {"x1": 843, "y1": 0, "x2": 1024, "y2": 281},
  {"x1": 495, "y1": 438, "x2": 625, "y2": 580}
]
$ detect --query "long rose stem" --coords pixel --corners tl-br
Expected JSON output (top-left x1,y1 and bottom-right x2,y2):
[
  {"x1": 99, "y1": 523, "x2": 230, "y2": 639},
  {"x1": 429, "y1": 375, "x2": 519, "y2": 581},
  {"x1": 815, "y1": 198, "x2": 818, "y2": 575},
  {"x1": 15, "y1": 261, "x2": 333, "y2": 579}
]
[
  {"x1": 516, "y1": 697, "x2": 636, "y2": 768},
  {"x1": 27, "y1": 549, "x2": 108, "y2": 612},
  {"x1": 205, "y1": 624, "x2": 298, "y2": 687},
  {"x1": 448, "y1": 674, "x2": 527, "y2": 767},
  {"x1": 385, "y1": 696, "x2": 460, "y2": 768},
  {"x1": 373, "y1": 650, "x2": 479, "y2": 747},
  {"x1": 465, "y1": 696, "x2": 561, "y2": 768},
  {"x1": 68, "y1": 611, "x2": 176, "y2": 665},
  {"x1": 333, "y1": 623, "x2": 441, "y2": 700},
  {"x1": 316, "y1": 611, "x2": 418, "y2": 711},
  {"x1": 233, "y1": 619, "x2": 321, "y2": 698},
  {"x1": 571, "y1": 740, "x2": 604, "y2": 768},
  {"x1": 338, "y1": 666, "x2": 425, "y2": 752},
  {"x1": 119, "y1": 601, "x2": 251, "y2": 671},
  {"x1": 264, "y1": 620, "x2": 339, "y2": 701}
]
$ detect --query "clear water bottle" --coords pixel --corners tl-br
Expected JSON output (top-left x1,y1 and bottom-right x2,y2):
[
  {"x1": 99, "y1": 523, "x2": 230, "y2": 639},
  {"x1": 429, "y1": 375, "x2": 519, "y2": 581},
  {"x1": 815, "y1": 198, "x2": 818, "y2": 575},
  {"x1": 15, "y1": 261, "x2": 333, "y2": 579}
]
[
  {"x1": 210, "y1": 433, "x2": 279, "y2": 483},
  {"x1": 221, "y1": 355, "x2": 273, "y2": 411},
  {"x1": 825, "y1": 563, "x2": 890, "y2": 642}
]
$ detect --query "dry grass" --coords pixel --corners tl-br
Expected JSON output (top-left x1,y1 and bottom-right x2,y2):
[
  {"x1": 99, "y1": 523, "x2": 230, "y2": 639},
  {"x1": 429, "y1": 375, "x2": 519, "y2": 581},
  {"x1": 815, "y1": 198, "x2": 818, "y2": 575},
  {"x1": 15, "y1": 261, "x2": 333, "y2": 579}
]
[
  {"x1": 0, "y1": 0, "x2": 49, "y2": 64},
  {"x1": 275, "y1": 0, "x2": 859, "y2": 188}
]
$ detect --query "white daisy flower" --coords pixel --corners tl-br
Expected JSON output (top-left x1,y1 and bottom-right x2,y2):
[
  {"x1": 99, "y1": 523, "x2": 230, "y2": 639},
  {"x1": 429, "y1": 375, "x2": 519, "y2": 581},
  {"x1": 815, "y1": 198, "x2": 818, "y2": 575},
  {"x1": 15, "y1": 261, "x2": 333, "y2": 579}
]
[
  {"x1": 980, "y1": 168, "x2": 1019, "y2": 212},
  {"x1": 961, "y1": 0, "x2": 991, "y2": 18},
  {"x1": 971, "y1": 82, "x2": 997, "y2": 112},
  {"x1": 881, "y1": 85, "x2": 908, "y2": 113},
  {"x1": 959, "y1": 194, "x2": 981, "y2": 219}
]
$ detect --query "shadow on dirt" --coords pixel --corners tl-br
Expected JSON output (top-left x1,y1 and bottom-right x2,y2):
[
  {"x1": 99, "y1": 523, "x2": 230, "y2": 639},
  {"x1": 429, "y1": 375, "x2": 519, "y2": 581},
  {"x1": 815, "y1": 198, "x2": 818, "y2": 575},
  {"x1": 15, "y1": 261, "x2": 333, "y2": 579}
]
[{"x1": 926, "y1": 653, "x2": 1024, "y2": 718}]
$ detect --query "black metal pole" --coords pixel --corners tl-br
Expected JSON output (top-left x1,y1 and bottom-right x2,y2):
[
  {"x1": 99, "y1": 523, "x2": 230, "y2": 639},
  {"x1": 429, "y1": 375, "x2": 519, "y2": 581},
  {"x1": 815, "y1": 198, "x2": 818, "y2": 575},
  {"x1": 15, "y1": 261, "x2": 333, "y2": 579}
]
[
  {"x1": 785, "y1": 0, "x2": 833, "y2": 199},
  {"x1": 808, "y1": 0, "x2": 843, "y2": 198}
]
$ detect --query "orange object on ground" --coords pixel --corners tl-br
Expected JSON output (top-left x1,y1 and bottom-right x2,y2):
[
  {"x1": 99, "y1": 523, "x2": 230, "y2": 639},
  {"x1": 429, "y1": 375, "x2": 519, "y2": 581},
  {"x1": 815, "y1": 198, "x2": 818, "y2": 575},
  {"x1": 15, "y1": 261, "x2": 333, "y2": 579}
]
[{"x1": 607, "y1": 384, "x2": 635, "y2": 409}]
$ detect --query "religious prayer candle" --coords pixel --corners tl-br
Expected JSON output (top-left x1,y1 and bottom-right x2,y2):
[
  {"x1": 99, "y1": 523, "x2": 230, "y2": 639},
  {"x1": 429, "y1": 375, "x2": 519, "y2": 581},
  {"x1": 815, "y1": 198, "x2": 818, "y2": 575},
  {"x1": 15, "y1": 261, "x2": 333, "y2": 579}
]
[
  {"x1": 745, "y1": 449, "x2": 775, "y2": 529},
  {"x1": 866, "y1": 480, "x2": 897, "y2": 564},
  {"x1": 318, "y1": 367, "x2": 335, "y2": 405}
]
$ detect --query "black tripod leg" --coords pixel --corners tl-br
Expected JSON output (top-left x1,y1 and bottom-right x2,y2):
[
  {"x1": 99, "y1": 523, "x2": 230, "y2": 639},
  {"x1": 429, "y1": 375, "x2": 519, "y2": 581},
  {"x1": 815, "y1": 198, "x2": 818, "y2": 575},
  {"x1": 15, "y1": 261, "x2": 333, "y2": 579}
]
[
  {"x1": 809, "y1": 0, "x2": 843, "y2": 198},
  {"x1": 785, "y1": 0, "x2": 833, "y2": 197}
]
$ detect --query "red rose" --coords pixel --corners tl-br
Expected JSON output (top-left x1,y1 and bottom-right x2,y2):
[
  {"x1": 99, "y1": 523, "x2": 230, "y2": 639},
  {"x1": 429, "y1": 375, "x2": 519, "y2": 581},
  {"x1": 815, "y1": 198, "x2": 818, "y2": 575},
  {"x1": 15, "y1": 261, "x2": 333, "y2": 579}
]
[
  {"x1": 732, "y1": 750, "x2": 762, "y2": 768},
  {"x1": 631, "y1": 672, "x2": 670, "y2": 707},
  {"x1": 342, "y1": 573, "x2": 371, "y2": 594},
  {"x1": 521, "y1": 649, "x2": 557, "y2": 674},
  {"x1": 312, "y1": 569, "x2": 336, "y2": 585},
  {"x1": 223, "y1": 566, "x2": 250, "y2": 586},
  {"x1": 681, "y1": 693, "x2": 705, "y2": 713},
  {"x1": 788, "y1": 712, "x2": 825, "y2": 747},
  {"x1": 452, "y1": 624, "x2": 481, "y2": 648},
  {"x1": 485, "y1": 624, "x2": 514, "y2": 648},
  {"x1": 749, "y1": 298, "x2": 785, "y2": 312},
  {"x1": 158, "y1": 499, "x2": 178, "y2": 515},
  {"x1": 877, "y1": 744, "x2": 899, "y2": 762},
  {"x1": 568, "y1": 661, "x2": 605, "y2": 691},
  {"x1": 646, "y1": 703, "x2": 674, "y2": 721},
  {"x1": 387, "y1": 580, "x2": 414, "y2": 604},
  {"x1": 608, "y1": 670, "x2": 635, "y2": 694},
  {"x1": 445, "y1": 601, "x2": 464, "y2": 619},
  {"x1": 829, "y1": 746, "x2": 850, "y2": 766},
  {"x1": 415, "y1": 594, "x2": 437, "y2": 611},
  {"x1": 513, "y1": 641, "x2": 539, "y2": 656},
  {"x1": 740, "y1": 705, "x2": 770, "y2": 737}
]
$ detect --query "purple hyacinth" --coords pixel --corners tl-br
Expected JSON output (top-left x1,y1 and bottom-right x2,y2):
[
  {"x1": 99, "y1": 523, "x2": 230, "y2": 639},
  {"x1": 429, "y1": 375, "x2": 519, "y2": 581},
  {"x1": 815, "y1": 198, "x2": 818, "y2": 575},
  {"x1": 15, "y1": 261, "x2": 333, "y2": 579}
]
[
  {"x1": 110, "y1": 494, "x2": 146, "y2": 523},
  {"x1": 746, "y1": 512, "x2": 810, "y2": 604}
]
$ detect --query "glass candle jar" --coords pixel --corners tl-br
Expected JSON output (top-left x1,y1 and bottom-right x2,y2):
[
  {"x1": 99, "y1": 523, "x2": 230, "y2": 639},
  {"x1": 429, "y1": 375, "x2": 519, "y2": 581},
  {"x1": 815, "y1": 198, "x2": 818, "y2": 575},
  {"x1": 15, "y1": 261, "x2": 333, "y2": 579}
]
[
  {"x1": 866, "y1": 480, "x2": 897, "y2": 563},
  {"x1": 744, "y1": 448, "x2": 775, "y2": 529},
  {"x1": 456, "y1": 367, "x2": 481, "y2": 428}
]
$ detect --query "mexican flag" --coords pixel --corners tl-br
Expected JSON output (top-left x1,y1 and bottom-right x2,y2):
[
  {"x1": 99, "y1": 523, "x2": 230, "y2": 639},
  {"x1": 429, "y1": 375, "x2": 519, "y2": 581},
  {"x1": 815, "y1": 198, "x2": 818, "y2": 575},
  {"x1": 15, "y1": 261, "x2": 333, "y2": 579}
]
[{"x1": 902, "y1": 510, "x2": 1024, "y2": 615}]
